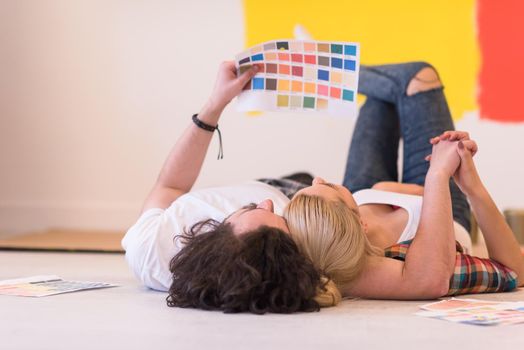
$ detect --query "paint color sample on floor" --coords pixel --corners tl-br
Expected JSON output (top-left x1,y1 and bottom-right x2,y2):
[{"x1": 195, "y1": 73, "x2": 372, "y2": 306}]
[{"x1": 236, "y1": 39, "x2": 360, "y2": 116}]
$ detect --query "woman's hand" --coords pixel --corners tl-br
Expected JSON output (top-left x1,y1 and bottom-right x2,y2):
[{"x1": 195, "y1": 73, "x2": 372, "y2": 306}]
[
  {"x1": 428, "y1": 130, "x2": 482, "y2": 196},
  {"x1": 427, "y1": 140, "x2": 461, "y2": 178},
  {"x1": 429, "y1": 130, "x2": 477, "y2": 156},
  {"x1": 206, "y1": 61, "x2": 258, "y2": 113},
  {"x1": 452, "y1": 140, "x2": 483, "y2": 196}
]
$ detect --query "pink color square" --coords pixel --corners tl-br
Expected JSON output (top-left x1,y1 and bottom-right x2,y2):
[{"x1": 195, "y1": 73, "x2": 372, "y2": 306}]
[
  {"x1": 292, "y1": 66, "x2": 303, "y2": 77},
  {"x1": 330, "y1": 87, "x2": 341, "y2": 98},
  {"x1": 304, "y1": 55, "x2": 316, "y2": 64},
  {"x1": 291, "y1": 53, "x2": 303, "y2": 63},
  {"x1": 317, "y1": 84, "x2": 329, "y2": 96}
]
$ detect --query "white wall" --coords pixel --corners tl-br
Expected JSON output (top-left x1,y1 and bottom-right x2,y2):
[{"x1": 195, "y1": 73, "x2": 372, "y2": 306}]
[
  {"x1": 0, "y1": 0, "x2": 355, "y2": 234},
  {"x1": 1, "y1": 0, "x2": 522, "y2": 235}
]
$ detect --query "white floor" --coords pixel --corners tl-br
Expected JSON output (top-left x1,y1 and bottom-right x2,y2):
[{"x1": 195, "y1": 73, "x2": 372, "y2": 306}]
[{"x1": 1, "y1": 251, "x2": 524, "y2": 350}]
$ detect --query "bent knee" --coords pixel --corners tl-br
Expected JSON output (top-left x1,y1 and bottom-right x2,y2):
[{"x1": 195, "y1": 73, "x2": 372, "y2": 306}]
[{"x1": 406, "y1": 66, "x2": 442, "y2": 96}]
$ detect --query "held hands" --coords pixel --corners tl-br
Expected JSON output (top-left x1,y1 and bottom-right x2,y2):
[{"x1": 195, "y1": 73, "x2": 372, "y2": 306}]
[
  {"x1": 206, "y1": 61, "x2": 258, "y2": 114},
  {"x1": 427, "y1": 131, "x2": 482, "y2": 196}
]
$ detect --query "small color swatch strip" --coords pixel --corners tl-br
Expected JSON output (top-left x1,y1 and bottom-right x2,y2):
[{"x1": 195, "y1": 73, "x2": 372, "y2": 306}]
[{"x1": 235, "y1": 39, "x2": 360, "y2": 117}]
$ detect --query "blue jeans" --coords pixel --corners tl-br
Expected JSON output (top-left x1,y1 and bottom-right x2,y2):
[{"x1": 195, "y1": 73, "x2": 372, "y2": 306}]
[{"x1": 343, "y1": 62, "x2": 471, "y2": 232}]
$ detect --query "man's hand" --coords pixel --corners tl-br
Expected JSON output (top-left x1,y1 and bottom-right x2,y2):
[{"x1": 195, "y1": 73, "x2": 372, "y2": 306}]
[{"x1": 206, "y1": 61, "x2": 258, "y2": 114}]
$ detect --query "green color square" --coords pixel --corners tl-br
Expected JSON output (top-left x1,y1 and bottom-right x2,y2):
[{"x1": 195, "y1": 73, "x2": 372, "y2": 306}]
[
  {"x1": 342, "y1": 89, "x2": 354, "y2": 101},
  {"x1": 331, "y1": 44, "x2": 343, "y2": 54},
  {"x1": 303, "y1": 96, "x2": 315, "y2": 109}
]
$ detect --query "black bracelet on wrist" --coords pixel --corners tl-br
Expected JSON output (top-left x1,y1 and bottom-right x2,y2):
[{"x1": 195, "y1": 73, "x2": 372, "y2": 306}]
[{"x1": 192, "y1": 113, "x2": 223, "y2": 159}]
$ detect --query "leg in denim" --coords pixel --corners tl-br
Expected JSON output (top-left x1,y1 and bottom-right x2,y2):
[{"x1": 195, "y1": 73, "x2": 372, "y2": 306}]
[{"x1": 343, "y1": 62, "x2": 471, "y2": 232}]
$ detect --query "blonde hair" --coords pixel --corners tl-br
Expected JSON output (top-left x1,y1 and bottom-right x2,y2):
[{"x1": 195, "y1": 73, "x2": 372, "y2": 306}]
[{"x1": 284, "y1": 194, "x2": 382, "y2": 307}]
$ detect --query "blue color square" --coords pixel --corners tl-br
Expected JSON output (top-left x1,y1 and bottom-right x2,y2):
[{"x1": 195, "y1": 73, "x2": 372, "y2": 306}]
[
  {"x1": 317, "y1": 69, "x2": 329, "y2": 81},
  {"x1": 331, "y1": 57, "x2": 343, "y2": 69},
  {"x1": 344, "y1": 45, "x2": 357, "y2": 56},
  {"x1": 253, "y1": 77, "x2": 264, "y2": 90},
  {"x1": 251, "y1": 53, "x2": 264, "y2": 61},
  {"x1": 342, "y1": 89, "x2": 354, "y2": 101},
  {"x1": 344, "y1": 59, "x2": 356, "y2": 71}
]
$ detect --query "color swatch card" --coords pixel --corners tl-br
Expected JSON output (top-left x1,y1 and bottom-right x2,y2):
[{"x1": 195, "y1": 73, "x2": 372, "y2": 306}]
[
  {"x1": 235, "y1": 39, "x2": 360, "y2": 117},
  {"x1": 416, "y1": 298, "x2": 524, "y2": 326},
  {"x1": 0, "y1": 275, "x2": 118, "y2": 297}
]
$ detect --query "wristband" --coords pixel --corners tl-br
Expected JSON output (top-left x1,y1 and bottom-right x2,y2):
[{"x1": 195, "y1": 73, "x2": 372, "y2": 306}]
[{"x1": 192, "y1": 114, "x2": 223, "y2": 159}]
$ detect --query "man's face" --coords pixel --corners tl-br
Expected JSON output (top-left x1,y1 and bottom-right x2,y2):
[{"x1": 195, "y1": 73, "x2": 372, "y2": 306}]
[{"x1": 225, "y1": 199, "x2": 290, "y2": 235}]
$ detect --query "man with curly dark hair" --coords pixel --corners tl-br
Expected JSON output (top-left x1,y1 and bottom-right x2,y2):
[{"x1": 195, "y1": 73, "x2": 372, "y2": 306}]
[{"x1": 122, "y1": 62, "x2": 326, "y2": 313}]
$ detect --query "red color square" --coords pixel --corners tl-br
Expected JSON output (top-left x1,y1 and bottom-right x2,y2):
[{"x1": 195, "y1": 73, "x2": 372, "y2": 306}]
[
  {"x1": 292, "y1": 66, "x2": 303, "y2": 77},
  {"x1": 330, "y1": 87, "x2": 341, "y2": 99},
  {"x1": 304, "y1": 55, "x2": 316, "y2": 64},
  {"x1": 317, "y1": 84, "x2": 329, "y2": 96},
  {"x1": 291, "y1": 54, "x2": 303, "y2": 63}
]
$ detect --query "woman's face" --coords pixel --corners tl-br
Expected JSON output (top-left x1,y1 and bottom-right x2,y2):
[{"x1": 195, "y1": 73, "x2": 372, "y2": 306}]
[{"x1": 295, "y1": 177, "x2": 359, "y2": 213}]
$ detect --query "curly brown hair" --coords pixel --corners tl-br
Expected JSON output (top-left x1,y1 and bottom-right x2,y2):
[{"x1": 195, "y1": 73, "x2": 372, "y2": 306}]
[{"x1": 166, "y1": 219, "x2": 322, "y2": 314}]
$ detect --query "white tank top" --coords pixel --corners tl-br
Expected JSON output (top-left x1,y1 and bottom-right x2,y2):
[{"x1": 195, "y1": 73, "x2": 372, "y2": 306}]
[{"x1": 353, "y1": 189, "x2": 472, "y2": 253}]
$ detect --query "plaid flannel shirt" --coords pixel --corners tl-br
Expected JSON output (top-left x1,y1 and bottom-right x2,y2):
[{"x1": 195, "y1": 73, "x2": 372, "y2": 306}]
[{"x1": 384, "y1": 240, "x2": 518, "y2": 295}]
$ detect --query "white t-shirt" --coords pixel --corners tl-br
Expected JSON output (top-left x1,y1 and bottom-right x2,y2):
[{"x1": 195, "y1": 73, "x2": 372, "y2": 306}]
[
  {"x1": 353, "y1": 189, "x2": 472, "y2": 253},
  {"x1": 121, "y1": 181, "x2": 290, "y2": 291}
]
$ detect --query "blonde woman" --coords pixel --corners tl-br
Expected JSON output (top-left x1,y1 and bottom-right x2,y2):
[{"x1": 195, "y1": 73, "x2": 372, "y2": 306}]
[{"x1": 285, "y1": 62, "x2": 524, "y2": 306}]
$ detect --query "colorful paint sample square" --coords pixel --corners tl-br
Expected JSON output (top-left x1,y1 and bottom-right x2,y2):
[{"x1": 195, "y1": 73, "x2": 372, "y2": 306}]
[
  {"x1": 252, "y1": 53, "x2": 264, "y2": 61},
  {"x1": 317, "y1": 84, "x2": 329, "y2": 96},
  {"x1": 303, "y1": 96, "x2": 315, "y2": 108},
  {"x1": 266, "y1": 78, "x2": 277, "y2": 90},
  {"x1": 278, "y1": 52, "x2": 290, "y2": 61},
  {"x1": 291, "y1": 54, "x2": 303, "y2": 63},
  {"x1": 278, "y1": 79, "x2": 290, "y2": 91},
  {"x1": 290, "y1": 95, "x2": 302, "y2": 108},
  {"x1": 344, "y1": 59, "x2": 356, "y2": 71},
  {"x1": 251, "y1": 45, "x2": 263, "y2": 54},
  {"x1": 331, "y1": 71, "x2": 342, "y2": 84},
  {"x1": 254, "y1": 63, "x2": 265, "y2": 73},
  {"x1": 331, "y1": 44, "x2": 343, "y2": 54},
  {"x1": 342, "y1": 89, "x2": 354, "y2": 101},
  {"x1": 344, "y1": 45, "x2": 357, "y2": 56},
  {"x1": 265, "y1": 52, "x2": 277, "y2": 61},
  {"x1": 291, "y1": 80, "x2": 303, "y2": 93},
  {"x1": 330, "y1": 87, "x2": 341, "y2": 99},
  {"x1": 303, "y1": 42, "x2": 316, "y2": 52},
  {"x1": 266, "y1": 63, "x2": 278, "y2": 74},
  {"x1": 264, "y1": 42, "x2": 276, "y2": 51},
  {"x1": 331, "y1": 57, "x2": 343, "y2": 69},
  {"x1": 304, "y1": 55, "x2": 316, "y2": 64},
  {"x1": 318, "y1": 56, "x2": 330, "y2": 66},
  {"x1": 317, "y1": 98, "x2": 328, "y2": 110},
  {"x1": 276, "y1": 41, "x2": 289, "y2": 50},
  {"x1": 292, "y1": 66, "x2": 303, "y2": 77},
  {"x1": 239, "y1": 65, "x2": 252, "y2": 74},
  {"x1": 279, "y1": 64, "x2": 290, "y2": 75},
  {"x1": 289, "y1": 41, "x2": 303, "y2": 52},
  {"x1": 317, "y1": 43, "x2": 330, "y2": 53},
  {"x1": 304, "y1": 82, "x2": 316, "y2": 94},
  {"x1": 304, "y1": 66, "x2": 316, "y2": 80},
  {"x1": 318, "y1": 69, "x2": 329, "y2": 81},
  {"x1": 277, "y1": 94, "x2": 289, "y2": 107},
  {"x1": 235, "y1": 39, "x2": 360, "y2": 117},
  {"x1": 343, "y1": 72, "x2": 356, "y2": 85},
  {"x1": 253, "y1": 77, "x2": 264, "y2": 90}
]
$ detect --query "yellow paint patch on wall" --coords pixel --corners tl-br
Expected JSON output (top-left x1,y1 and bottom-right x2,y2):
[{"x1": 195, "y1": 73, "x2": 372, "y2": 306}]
[{"x1": 243, "y1": 0, "x2": 479, "y2": 119}]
